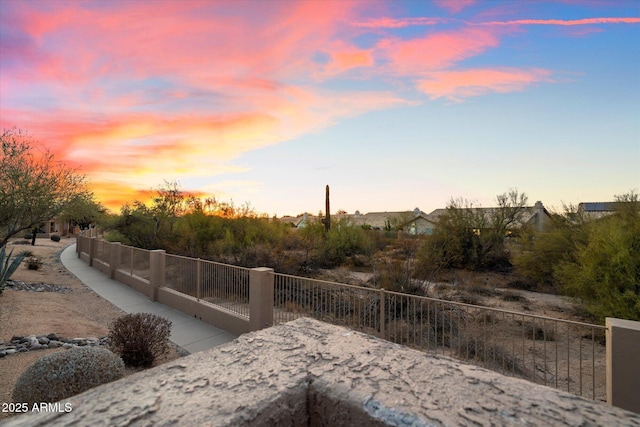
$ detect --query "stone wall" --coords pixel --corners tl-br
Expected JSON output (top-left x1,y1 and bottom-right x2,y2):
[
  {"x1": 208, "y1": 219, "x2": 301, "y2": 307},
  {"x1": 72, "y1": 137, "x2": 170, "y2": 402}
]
[{"x1": 7, "y1": 318, "x2": 640, "y2": 426}]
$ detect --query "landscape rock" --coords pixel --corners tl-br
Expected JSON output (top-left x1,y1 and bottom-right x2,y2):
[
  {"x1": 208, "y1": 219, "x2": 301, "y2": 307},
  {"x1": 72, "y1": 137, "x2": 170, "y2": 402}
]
[
  {"x1": 4, "y1": 279, "x2": 72, "y2": 293},
  {"x1": 2, "y1": 334, "x2": 111, "y2": 357}
]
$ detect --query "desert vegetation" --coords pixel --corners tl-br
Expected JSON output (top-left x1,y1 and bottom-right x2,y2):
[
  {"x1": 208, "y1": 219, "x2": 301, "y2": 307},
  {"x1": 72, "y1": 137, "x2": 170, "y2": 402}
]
[{"x1": 101, "y1": 182, "x2": 639, "y2": 323}]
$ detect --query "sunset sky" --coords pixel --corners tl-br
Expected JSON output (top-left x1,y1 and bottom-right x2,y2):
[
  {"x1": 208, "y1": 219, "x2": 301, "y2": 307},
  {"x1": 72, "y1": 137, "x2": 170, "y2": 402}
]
[{"x1": 1, "y1": 0, "x2": 639, "y2": 217}]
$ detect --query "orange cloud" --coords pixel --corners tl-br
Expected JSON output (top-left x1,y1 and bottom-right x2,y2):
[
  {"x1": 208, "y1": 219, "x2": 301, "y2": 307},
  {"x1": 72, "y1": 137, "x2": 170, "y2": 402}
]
[
  {"x1": 417, "y1": 68, "x2": 553, "y2": 101},
  {"x1": 333, "y1": 50, "x2": 375, "y2": 70}
]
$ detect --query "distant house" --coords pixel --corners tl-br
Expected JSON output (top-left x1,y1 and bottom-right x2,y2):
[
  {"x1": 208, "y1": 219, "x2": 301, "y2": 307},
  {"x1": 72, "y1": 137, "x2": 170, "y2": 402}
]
[
  {"x1": 278, "y1": 213, "x2": 315, "y2": 229},
  {"x1": 36, "y1": 217, "x2": 80, "y2": 237},
  {"x1": 420, "y1": 201, "x2": 551, "y2": 234},
  {"x1": 578, "y1": 201, "x2": 640, "y2": 220},
  {"x1": 277, "y1": 209, "x2": 422, "y2": 231},
  {"x1": 277, "y1": 202, "x2": 552, "y2": 235},
  {"x1": 401, "y1": 213, "x2": 438, "y2": 235},
  {"x1": 349, "y1": 210, "x2": 416, "y2": 230}
]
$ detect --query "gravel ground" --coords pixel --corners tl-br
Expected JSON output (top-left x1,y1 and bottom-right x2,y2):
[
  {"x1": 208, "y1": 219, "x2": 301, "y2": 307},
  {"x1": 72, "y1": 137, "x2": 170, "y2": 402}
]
[{"x1": 0, "y1": 237, "x2": 181, "y2": 421}]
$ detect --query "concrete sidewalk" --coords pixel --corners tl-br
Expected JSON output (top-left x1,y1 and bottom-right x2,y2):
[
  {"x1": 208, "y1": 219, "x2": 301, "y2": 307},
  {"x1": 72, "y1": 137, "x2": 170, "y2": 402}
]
[{"x1": 60, "y1": 243, "x2": 237, "y2": 354}]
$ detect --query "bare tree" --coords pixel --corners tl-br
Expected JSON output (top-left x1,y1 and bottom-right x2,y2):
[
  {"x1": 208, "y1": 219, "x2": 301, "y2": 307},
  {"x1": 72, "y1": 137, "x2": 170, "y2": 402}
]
[{"x1": 427, "y1": 189, "x2": 528, "y2": 270}]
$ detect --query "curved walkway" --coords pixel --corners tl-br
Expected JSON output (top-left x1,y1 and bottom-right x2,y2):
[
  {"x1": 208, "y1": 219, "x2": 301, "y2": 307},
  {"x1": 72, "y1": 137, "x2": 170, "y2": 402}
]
[{"x1": 60, "y1": 244, "x2": 237, "y2": 354}]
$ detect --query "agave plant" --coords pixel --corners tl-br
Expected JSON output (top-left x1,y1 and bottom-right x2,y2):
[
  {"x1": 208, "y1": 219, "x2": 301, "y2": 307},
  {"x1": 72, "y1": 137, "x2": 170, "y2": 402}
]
[{"x1": 0, "y1": 245, "x2": 26, "y2": 294}]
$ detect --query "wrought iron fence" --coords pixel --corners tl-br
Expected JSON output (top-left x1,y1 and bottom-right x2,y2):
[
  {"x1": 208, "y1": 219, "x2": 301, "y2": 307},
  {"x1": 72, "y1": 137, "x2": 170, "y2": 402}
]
[
  {"x1": 117, "y1": 244, "x2": 151, "y2": 281},
  {"x1": 94, "y1": 239, "x2": 111, "y2": 265},
  {"x1": 273, "y1": 273, "x2": 606, "y2": 401},
  {"x1": 77, "y1": 235, "x2": 607, "y2": 401},
  {"x1": 164, "y1": 254, "x2": 250, "y2": 318}
]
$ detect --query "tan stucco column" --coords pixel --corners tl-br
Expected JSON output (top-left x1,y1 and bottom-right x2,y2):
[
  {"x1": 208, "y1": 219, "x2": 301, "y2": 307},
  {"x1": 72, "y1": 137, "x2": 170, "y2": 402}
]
[
  {"x1": 606, "y1": 317, "x2": 640, "y2": 414},
  {"x1": 149, "y1": 249, "x2": 166, "y2": 302},
  {"x1": 249, "y1": 267, "x2": 274, "y2": 331}
]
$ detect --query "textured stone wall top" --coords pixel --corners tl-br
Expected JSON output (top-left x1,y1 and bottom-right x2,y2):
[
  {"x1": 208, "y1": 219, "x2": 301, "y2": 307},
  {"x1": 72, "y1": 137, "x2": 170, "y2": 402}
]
[{"x1": 7, "y1": 318, "x2": 640, "y2": 426}]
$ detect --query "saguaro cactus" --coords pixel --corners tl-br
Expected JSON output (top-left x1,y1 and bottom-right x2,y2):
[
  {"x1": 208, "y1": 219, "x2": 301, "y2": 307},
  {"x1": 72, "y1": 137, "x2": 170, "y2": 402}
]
[{"x1": 322, "y1": 185, "x2": 331, "y2": 231}]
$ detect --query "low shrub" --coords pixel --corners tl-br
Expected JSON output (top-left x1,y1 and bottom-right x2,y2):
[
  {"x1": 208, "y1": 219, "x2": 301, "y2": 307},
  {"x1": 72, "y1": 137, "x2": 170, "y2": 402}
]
[
  {"x1": 524, "y1": 323, "x2": 555, "y2": 341},
  {"x1": 23, "y1": 233, "x2": 33, "y2": 240},
  {"x1": 109, "y1": 312, "x2": 172, "y2": 367},
  {"x1": 104, "y1": 230, "x2": 130, "y2": 244},
  {"x1": 25, "y1": 256, "x2": 42, "y2": 270},
  {"x1": 501, "y1": 290, "x2": 528, "y2": 302},
  {"x1": 508, "y1": 279, "x2": 536, "y2": 291},
  {"x1": 467, "y1": 285, "x2": 498, "y2": 297},
  {"x1": 456, "y1": 292, "x2": 481, "y2": 306},
  {"x1": 12, "y1": 346, "x2": 124, "y2": 405},
  {"x1": 50, "y1": 234, "x2": 61, "y2": 242},
  {"x1": 456, "y1": 337, "x2": 524, "y2": 375}
]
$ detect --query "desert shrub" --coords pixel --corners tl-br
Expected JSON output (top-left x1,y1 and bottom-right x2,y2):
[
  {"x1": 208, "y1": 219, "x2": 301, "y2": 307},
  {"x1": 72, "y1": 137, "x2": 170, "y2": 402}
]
[
  {"x1": 50, "y1": 234, "x2": 61, "y2": 242},
  {"x1": 524, "y1": 323, "x2": 555, "y2": 341},
  {"x1": 507, "y1": 279, "x2": 536, "y2": 291},
  {"x1": 109, "y1": 312, "x2": 172, "y2": 367},
  {"x1": 103, "y1": 230, "x2": 131, "y2": 244},
  {"x1": 455, "y1": 292, "x2": 481, "y2": 305},
  {"x1": 23, "y1": 232, "x2": 33, "y2": 240},
  {"x1": 556, "y1": 205, "x2": 640, "y2": 322},
  {"x1": 25, "y1": 256, "x2": 42, "y2": 270},
  {"x1": 582, "y1": 329, "x2": 606, "y2": 346},
  {"x1": 467, "y1": 285, "x2": 498, "y2": 297},
  {"x1": 372, "y1": 258, "x2": 424, "y2": 295},
  {"x1": 501, "y1": 290, "x2": 528, "y2": 302},
  {"x1": 12, "y1": 346, "x2": 124, "y2": 405},
  {"x1": 456, "y1": 337, "x2": 524, "y2": 375}
]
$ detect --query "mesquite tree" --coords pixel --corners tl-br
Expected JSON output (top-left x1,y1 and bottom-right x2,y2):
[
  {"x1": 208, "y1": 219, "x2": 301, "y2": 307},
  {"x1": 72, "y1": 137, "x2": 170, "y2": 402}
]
[{"x1": 0, "y1": 128, "x2": 90, "y2": 247}]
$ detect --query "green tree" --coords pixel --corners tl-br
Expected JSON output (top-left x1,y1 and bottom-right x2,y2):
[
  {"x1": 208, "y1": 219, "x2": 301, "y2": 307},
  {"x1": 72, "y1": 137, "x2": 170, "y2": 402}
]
[
  {"x1": 555, "y1": 193, "x2": 640, "y2": 321},
  {"x1": 59, "y1": 192, "x2": 106, "y2": 231},
  {"x1": 513, "y1": 204, "x2": 588, "y2": 287},
  {"x1": 0, "y1": 128, "x2": 89, "y2": 247}
]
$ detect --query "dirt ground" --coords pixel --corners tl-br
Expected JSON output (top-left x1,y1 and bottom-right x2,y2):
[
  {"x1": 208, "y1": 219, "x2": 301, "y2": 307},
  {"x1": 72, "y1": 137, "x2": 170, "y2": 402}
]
[{"x1": 0, "y1": 237, "x2": 180, "y2": 420}]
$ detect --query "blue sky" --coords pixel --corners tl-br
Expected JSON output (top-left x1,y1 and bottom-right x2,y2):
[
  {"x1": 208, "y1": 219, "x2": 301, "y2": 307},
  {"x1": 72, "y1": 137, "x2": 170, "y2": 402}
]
[{"x1": 1, "y1": 0, "x2": 638, "y2": 216}]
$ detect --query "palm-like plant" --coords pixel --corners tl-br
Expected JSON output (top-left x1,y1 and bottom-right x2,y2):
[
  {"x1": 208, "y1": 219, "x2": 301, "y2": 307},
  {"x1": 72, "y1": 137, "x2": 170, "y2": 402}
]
[{"x1": 0, "y1": 246, "x2": 26, "y2": 294}]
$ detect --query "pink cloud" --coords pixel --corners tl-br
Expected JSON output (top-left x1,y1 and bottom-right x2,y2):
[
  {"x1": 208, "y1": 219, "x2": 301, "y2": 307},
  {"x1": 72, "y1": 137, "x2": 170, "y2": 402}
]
[
  {"x1": 434, "y1": 0, "x2": 475, "y2": 14},
  {"x1": 417, "y1": 68, "x2": 553, "y2": 101},
  {"x1": 379, "y1": 27, "x2": 502, "y2": 74}
]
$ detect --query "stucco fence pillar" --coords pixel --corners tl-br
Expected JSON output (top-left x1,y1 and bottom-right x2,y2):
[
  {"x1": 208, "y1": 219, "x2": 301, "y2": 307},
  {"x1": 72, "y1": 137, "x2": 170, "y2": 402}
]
[
  {"x1": 606, "y1": 317, "x2": 640, "y2": 414},
  {"x1": 108, "y1": 242, "x2": 121, "y2": 279},
  {"x1": 88, "y1": 237, "x2": 98, "y2": 266},
  {"x1": 249, "y1": 267, "x2": 274, "y2": 331},
  {"x1": 149, "y1": 249, "x2": 166, "y2": 302}
]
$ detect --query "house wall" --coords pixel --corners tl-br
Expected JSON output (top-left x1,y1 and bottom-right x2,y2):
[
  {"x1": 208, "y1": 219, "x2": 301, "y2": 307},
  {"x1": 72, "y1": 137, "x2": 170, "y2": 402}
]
[{"x1": 405, "y1": 217, "x2": 436, "y2": 235}]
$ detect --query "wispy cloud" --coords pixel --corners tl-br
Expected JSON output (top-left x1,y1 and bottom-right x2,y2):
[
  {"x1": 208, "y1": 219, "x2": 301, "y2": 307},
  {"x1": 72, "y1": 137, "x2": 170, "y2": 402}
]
[
  {"x1": 418, "y1": 68, "x2": 553, "y2": 101},
  {"x1": 351, "y1": 17, "x2": 448, "y2": 29},
  {"x1": 476, "y1": 17, "x2": 640, "y2": 26},
  {"x1": 378, "y1": 27, "x2": 503, "y2": 75}
]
